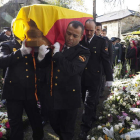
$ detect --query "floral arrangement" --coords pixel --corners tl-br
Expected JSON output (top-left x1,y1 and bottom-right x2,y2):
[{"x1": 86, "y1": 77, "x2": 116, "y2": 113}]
[
  {"x1": 0, "y1": 111, "x2": 28, "y2": 139},
  {"x1": 113, "y1": 61, "x2": 134, "y2": 80},
  {"x1": 88, "y1": 73, "x2": 140, "y2": 140}
]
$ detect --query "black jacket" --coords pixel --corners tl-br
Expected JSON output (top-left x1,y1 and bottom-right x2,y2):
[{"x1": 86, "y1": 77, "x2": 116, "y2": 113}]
[
  {"x1": 126, "y1": 46, "x2": 138, "y2": 72},
  {"x1": 0, "y1": 32, "x2": 13, "y2": 42},
  {"x1": 80, "y1": 35, "x2": 113, "y2": 86},
  {"x1": 0, "y1": 39, "x2": 37, "y2": 100},
  {"x1": 38, "y1": 44, "x2": 90, "y2": 110}
]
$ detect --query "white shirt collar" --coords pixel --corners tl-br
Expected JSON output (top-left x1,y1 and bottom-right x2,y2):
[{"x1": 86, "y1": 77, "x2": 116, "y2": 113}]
[{"x1": 85, "y1": 34, "x2": 95, "y2": 43}]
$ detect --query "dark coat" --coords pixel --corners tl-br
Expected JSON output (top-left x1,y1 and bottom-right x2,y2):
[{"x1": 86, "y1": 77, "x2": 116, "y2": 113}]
[
  {"x1": 80, "y1": 35, "x2": 113, "y2": 86},
  {"x1": 126, "y1": 46, "x2": 138, "y2": 72},
  {"x1": 0, "y1": 32, "x2": 13, "y2": 42},
  {"x1": 38, "y1": 44, "x2": 90, "y2": 110},
  {"x1": 103, "y1": 36, "x2": 113, "y2": 65},
  {"x1": 0, "y1": 39, "x2": 37, "y2": 100},
  {"x1": 112, "y1": 43, "x2": 122, "y2": 63}
]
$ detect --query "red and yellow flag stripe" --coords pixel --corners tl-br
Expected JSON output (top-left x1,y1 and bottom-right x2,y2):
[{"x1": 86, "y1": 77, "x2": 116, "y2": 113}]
[{"x1": 13, "y1": 4, "x2": 93, "y2": 46}]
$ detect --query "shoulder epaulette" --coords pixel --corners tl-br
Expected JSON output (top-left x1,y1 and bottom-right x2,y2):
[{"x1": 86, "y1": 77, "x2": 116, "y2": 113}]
[
  {"x1": 79, "y1": 44, "x2": 88, "y2": 50},
  {"x1": 97, "y1": 36, "x2": 105, "y2": 40}
]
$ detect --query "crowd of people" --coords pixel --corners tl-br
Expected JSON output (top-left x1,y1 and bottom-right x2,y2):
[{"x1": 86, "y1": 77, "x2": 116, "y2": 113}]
[{"x1": 0, "y1": 18, "x2": 139, "y2": 140}]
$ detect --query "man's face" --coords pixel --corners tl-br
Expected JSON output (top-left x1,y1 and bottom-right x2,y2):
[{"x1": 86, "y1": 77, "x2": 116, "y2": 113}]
[
  {"x1": 5, "y1": 31, "x2": 11, "y2": 36},
  {"x1": 85, "y1": 21, "x2": 95, "y2": 40},
  {"x1": 102, "y1": 31, "x2": 107, "y2": 37},
  {"x1": 112, "y1": 41, "x2": 116, "y2": 45},
  {"x1": 95, "y1": 26, "x2": 102, "y2": 36},
  {"x1": 65, "y1": 24, "x2": 83, "y2": 47}
]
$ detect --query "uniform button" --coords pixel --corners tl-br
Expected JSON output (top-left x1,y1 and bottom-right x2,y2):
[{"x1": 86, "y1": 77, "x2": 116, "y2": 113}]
[
  {"x1": 85, "y1": 67, "x2": 87, "y2": 69},
  {"x1": 26, "y1": 63, "x2": 28, "y2": 65},
  {"x1": 25, "y1": 56, "x2": 28, "y2": 58},
  {"x1": 26, "y1": 69, "x2": 28, "y2": 71},
  {"x1": 9, "y1": 81, "x2": 12, "y2": 83},
  {"x1": 94, "y1": 51, "x2": 96, "y2": 53},
  {"x1": 26, "y1": 76, "x2": 29, "y2": 78},
  {"x1": 54, "y1": 61, "x2": 55, "y2": 63},
  {"x1": 38, "y1": 79, "x2": 40, "y2": 81},
  {"x1": 55, "y1": 76, "x2": 58, "y2": 79},
  {"x1": 55, "y1": 83, "x2": 57, "y2": 86},
  {"x1": 97, "y1": 71, "x2": 99, "y2": 72},
  {"x1": 57, "y1": 69, "x2": 60, "y2": 72},
  {"x1": 17, "y1": 57, "x2": 19, "y2": 59},
  {"x1": 73, "y1": 89, "x2": 75, "y2": 92}
]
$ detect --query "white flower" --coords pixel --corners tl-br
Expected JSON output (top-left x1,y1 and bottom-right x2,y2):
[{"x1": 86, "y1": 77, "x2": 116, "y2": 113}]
[
  {"x1": 125, "y1": 135, "x2": 130, "y2": 140},
  {"x1": 98, "y1": 137, "x2": 104, "y2": 140},
  {"x1": 114, "y1": 125, "x2": 119, "y2": 130},
  {"x1": 117, "y1": 96, "x2": 120, "y2": 100},
  {"x1": 91, "y1": 137, "x2": 95, "y2": 140},
  {"x1": 0, "y1": 128, "x2": 6, "y2": 135},
  {"x1": 97, "y1": 125, "x2": 102, "y2": 130},
  {"x1": 131, "y1": 124, "x2": 135, "y2": 129},
  {"x1": 112, "y1": 104, "x2": 115, "y2": 108},
  {"x1": 87, "y1": 135, "x2": 90, "y2": 139},
  {"x1": 126, "y1": 116, "x2": 130, "y2": 121},
  {"x1": 108, "y1": 114, "x2": 111, "y2": 117},
  {"x1": 99, "y1": 116, "x2": 102, "y2": 120},
  {"x1": 122, "y1": 102, "x2": 126, "y2": 106},
  {"x1": 118, "y1": 123, "x2": 123, "y2": 128}
]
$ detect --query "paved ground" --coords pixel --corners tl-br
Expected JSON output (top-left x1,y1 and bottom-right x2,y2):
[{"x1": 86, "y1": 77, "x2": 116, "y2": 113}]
[{"x1": 24, "y1": 87, "x2": 110, "y2": 140}]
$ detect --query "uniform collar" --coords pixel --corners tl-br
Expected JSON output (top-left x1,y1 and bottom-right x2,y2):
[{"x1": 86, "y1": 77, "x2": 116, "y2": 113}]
[{"x1": 85, "y1": 34, "x2": 95, "y2": 44}]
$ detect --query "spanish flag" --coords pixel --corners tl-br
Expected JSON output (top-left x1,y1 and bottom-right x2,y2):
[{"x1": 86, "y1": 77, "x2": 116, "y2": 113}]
[{"x1": 13, "y1": 4, "x2": 93, "y2": 48}]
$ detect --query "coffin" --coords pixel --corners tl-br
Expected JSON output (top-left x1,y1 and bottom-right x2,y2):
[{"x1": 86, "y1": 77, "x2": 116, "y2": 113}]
[{"x1": 13, "y1": 4, "x2": 93, "y2": 49}]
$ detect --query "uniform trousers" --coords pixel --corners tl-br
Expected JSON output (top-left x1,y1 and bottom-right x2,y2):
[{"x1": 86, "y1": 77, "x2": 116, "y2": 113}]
[
  {"x1": 81, "y1": 85, "x2": 100, "y2": 133},
  {"x1": 48, "y1": 109, "x2": 78, "y2": 140},
  {"x1": 7, "y1": 99, "x2": 44, "y2": 140}
]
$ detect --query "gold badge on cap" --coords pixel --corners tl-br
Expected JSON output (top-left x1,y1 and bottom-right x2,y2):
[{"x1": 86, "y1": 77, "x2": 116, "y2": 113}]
[{"x1": 13, "y1": 48, "x2": 17, "y2": 52}]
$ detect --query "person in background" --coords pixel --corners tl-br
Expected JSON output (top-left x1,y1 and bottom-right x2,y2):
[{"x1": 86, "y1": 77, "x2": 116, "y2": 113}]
[
  {"x1": 79, "y1": 19, "x2": 113, "y2": 140},
  {"x1": 111, "y1": 37, "x2": 122, "y2": 65},
  {"x1": 126, "y1": 39, "x2": 138, "y2": 73},
  {"x1": 37, "y1": 21, "x2": 90, "y2": 140},
  {"x1": 0, "y1": 27, "x2": 13, "y2": 42}
]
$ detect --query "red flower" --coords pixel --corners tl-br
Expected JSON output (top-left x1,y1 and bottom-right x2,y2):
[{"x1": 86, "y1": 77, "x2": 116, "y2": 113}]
[
  {"x1": 125, "y1": 71, "x2": 128, "y2": 73},
  {"x1": 132, "y1": 104, "x2": 136, "y2": 108},
  {"x1": 0, "y1": 132, "x2": 3, "y2": 138},
  {"x1": 0, "y1": 125, "x2": 2, "y2": 128},
  {"x1": 136, "y1": 100, "x2": 140, "y2": 106},
  {"x1": 5, "y1": 122, "x2": 10, "y2": 129},
  {"x1": 138, "y1": 93, "x2": 140, "y2": 97},
  {"x1": 123, "y1": 87, "x2": 126, "y2": 90}
]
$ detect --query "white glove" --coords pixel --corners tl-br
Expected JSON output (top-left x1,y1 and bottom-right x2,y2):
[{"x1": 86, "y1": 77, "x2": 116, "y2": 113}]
[
  {"x1": 20, "y1": 40, "x2": 32, "y2": 56},
  {"x1": 105, "y1": 81, "x2": 113, "y2": 87},
  {"x1": 53, "y1": 42, "x2": 60, "y2": 55},
  {"x1": 118, "y1": 60, "x2": 121, "y2": 63},
  {"x1": 38, "y1": 45, "x2": 50, "y2": 61}
]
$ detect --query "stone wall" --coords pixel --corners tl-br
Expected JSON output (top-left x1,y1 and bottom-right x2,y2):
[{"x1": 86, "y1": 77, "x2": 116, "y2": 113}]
[
  {"x1": 102, "y1": 21, "x2": 119, "y2": 39},
  {"x1": 101, "y1": 15, "x2": 140, "y2": 40}
]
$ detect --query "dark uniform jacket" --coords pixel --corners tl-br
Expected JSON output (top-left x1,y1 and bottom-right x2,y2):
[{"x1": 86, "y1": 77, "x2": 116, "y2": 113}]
[
  {"x1": 80, "y1": 35, "x2": 113, "y2": 86},
  {"x1": 103, "y1": 36, "x2": 113, "y2": 65},
  {"x1": 0, "y1": 32, "x2": 13, "y2": 42},
  {"x1": 126, "y1": 46, "x2": 138, "y2": 72},
  {"x1": 0, "y1": 39, "x2": 36, "y2": 100},
  {"x1": 38, "y1": 44, "x2": 90, "y2": 110},
  {"x1": 112, "y1": 43, "x2": 122, "y2": 63}
]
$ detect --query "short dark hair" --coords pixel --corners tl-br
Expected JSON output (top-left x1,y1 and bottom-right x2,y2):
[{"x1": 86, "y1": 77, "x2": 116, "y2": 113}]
[
  {"x1": 96, "y1": 22, "x2": 102, "y2": 27},
  {"x1": 68, "y1": 21, "x2": 84, "y2": 35},
  {"x1": 102, "y1": 28, "x2": 107, "y2": 32}
]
